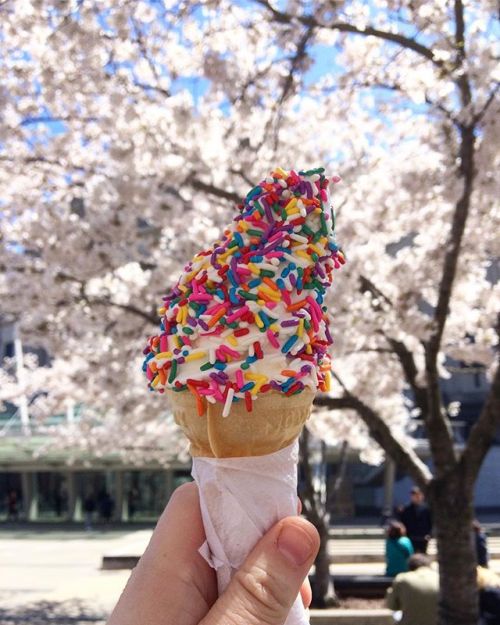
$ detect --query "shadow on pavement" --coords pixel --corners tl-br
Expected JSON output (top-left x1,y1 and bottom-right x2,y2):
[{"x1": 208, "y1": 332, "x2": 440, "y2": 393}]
[{"x1": 0, "y1": 600, "x2": 106, "y2": 624}]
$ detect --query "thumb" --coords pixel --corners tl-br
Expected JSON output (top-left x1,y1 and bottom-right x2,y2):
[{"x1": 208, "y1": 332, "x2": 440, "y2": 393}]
[{"x1": 201, "y1": 516, "x2": 320, "y2": 625}]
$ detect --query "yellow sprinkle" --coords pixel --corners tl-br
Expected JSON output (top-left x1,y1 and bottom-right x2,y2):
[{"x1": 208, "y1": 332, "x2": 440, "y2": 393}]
[
  {"x1": 254, "y1": 313, "x2": 264, "y2": 328},
  {"x1": 227, "y1": 335, "x2": 238, "y2": 347},
  {"x1": 178, "y1": 283, "x2": 190, "y2": 293},
  {"x1": 274, "y1": 167, "x2": 288, "y2": 178},
  {"x1": 218, "y1": 249, "x2": 233, "y2": 262},
  {"x1": 238, "y1": 220, "x2": 249, "y2": 231},
  {"x1": 296, "y1": 250, "x2": 313, "y2": 263},
  {"x1": 176, "y1": 308, "x2": 183, "y2": 323},
  {"x1": 157, "y1": 307, "x2": 166, "y2": 315},
  {"x1": 185, "y1": 351, "x2": 207, "y2": 362},
  {"x1": 151, "y1": 375, "x2": 161, "y2": 387},
  {"x1": 285, "y1": 197, "x2": 297, "y2": 211},
  {"x1": 269, "y1": 323, "x2": 279, "y2": 332},
  {"x1": 260, "y1": 284, "x2": 281, "y2": 300},
  {"x1": 248, "y1": 262, "x2": 260, "y2": 276},
  {"x1": 155, "y1": 351, "x2": 172, "y2": 360},
  {"x1": 324, "y1": 371, "x2": 332, "y2": 392},
  {"x1": 257, "y1": 299, "x2": 265, "y2": 306},
  {"x1": 306, "y1": 344, "x2": 313, "y2": 354},
  {"x1": 245, "y1": 372, "x2": 267, "y2": 383},
  {"x1": 175, "y1": 336, "x2": 183, "y2": 349},
  {"x1": 182, "y1": 306, "x2": 188, "y2": 325},
  {"x1": 286, "y1": 206, "x2": 300, "y2": 216},
  {"x1": 310, "y1": 243, "x2": 324, "y2": 256},
  {"x1": 298, "y1": 319, "x2": 304, "y2": 337}
]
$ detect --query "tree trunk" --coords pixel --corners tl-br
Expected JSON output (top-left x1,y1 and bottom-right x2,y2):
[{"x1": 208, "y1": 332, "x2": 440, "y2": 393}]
[
  {"x1": 299, "y1": 428, "x2": 339, "y2": 607},
  {"x1": 428, "y1": 474, "x2": 479, "y2": 625}
]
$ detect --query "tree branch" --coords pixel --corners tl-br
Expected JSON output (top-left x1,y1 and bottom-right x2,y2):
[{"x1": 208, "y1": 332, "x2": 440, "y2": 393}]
[
  {"x1": 313, "y1": 393, "x2": 432, "y2": 487},
  {"x1": 252, "y1": 0, "x2": 445, "y2": 69},
  {"x1": 190, "y1": 177, "x2": 242, "y2": 205},
  {"x1": 461, "y1": 315, "x2": 500, "y2": 484}
]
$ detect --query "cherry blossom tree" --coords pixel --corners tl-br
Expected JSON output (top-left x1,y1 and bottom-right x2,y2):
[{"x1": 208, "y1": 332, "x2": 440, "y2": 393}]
[{"x1": 1, "y1": 2, "x2": 498, "y2": 623}]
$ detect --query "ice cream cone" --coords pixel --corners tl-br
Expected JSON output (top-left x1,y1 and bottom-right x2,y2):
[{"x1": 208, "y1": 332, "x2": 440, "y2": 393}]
[{"x1": 168, "y1": 389, "x2": 314, "y2": 458}]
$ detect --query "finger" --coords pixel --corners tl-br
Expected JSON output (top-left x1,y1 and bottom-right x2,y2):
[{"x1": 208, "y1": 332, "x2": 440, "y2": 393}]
[
  {"x1": 108, "y1": 483, "x2": 217, "y2": 625},
  {"x1": 300, "y1": 577, "x2": 313, "y2": 608},
  {"x1": 201, "y1": 516, "x2": 320, "y2": 625}
]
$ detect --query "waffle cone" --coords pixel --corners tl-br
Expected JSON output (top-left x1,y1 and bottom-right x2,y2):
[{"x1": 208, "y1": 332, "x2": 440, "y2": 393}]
[{"x1": 168, "y1": 389, "x2": 314, "y2": 458}]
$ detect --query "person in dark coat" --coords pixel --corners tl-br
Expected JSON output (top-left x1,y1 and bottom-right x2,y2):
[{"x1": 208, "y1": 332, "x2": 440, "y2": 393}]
[
  {"x1": 398, "y1": 486, "x2": 433, "y2": 554},
  {"x1": 473, "y1": 519, "x2": 489, "y2": 568}
]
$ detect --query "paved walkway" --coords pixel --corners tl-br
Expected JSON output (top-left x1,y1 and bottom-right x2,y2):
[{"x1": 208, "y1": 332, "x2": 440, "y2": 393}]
[{"x1": 0, "y1": 528, "x2": 498, "y2": 624}]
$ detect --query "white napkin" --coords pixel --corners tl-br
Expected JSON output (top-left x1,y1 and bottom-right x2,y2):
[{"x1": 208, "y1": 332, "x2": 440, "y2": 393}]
[{"x1": 191, "y1": 439, "x2": 309, "y2": 625}]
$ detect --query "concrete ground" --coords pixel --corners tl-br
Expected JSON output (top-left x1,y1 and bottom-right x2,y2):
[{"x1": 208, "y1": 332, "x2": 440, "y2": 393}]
[{"x1": 0, "y1": 527, "x2": 499, "y2": 624}]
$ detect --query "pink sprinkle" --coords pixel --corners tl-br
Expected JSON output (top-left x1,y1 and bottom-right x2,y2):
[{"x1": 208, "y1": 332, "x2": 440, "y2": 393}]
[
  {"x1": 206, "y1": 302, "x2": 226, "y2": 315},
  {"x1": 236, "y1": 265, "x2": 252, "y2": 275},
  {"x1": 236, "y1": 369, "x2": 244, "y2": 389},
  {"x1": 146, "y1": 366, "x2": 154, "y2": 381},
  {"x1": 267, "y1": 329, "x2": 280, "y2": 349},
  {"x1": 226, "y1": 306, "x2": 250, "y2": 323},
  {"x1": 265, "y1": 301, "x2": 278, "y2": 309},
  {"x1": 198, "y1": 388, "x2": 215, "y2": 396},
  {"x1": 266, "y1": 252, "x2": 283, "y2": 259},
  {"x1": 220, "y1": 345, "x2": 240, "y2": 359},
  {"x1": 160, "y1": 334, "x2": 168, "y2": 352},
  {"x1": 189, "y1": 294, "x2": 211, "y2": 303}
]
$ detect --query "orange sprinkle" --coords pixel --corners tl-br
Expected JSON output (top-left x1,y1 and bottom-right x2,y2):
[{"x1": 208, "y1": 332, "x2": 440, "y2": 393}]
[
  {"x1": 287, "y1": 298, "x2": 308, "y2": 312},
  {"x1": 263, "y1": 277, "x2": 279, "y2": 291},
  {"x1": 207, "y1": 307, "x2": 226, "y2": 328},
  {"x1": 281, "y1": 369, "x2": 297, "y2": 377},
  {"x1": 188, "y1": 383, "x2": 205, "y2": 417},
  {"x1": 158, "y1": 368, "x2": 166, "y2": 385}
]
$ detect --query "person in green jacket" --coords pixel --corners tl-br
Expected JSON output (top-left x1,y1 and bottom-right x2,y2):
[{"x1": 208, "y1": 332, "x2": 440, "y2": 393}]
[
  {"x1": 385, "y1": 520, "x2": 414, "y2": 577},
  {"x1": 386, "y1": 554, "x2": 439, "y2": 625}
]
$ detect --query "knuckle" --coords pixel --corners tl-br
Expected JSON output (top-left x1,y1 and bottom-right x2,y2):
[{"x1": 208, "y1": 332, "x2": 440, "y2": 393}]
[{"x1": 231, "y1": 563, "x2": 291, "y2": 624}]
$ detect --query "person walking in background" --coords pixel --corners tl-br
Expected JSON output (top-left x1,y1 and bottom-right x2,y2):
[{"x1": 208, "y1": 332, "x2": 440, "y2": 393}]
[
  {"x1": 474, "y1": 519, "x2": 489, "y2": 568},
  {"x1": 398, "y1": 486, "x2": 433, "y2": 554},
  {"x1": 477, "y1": 565, "x2": 500, "y2": 625},
  {"x1": 385, "y1": 520, "x2": 414, "y2": 577},
  {"x1": 386, "y1": 554, "x2": 439, "y2": 625}
]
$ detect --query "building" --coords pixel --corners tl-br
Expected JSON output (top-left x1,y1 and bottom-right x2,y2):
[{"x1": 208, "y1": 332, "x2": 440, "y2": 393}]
[{"x1": 1, "y1": 318, "x2": 499, "y2": 522}]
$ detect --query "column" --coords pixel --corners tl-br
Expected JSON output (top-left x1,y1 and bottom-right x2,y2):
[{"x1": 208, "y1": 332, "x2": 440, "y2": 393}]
[
  {"x1": 114, "y1": 471, "x2": 128, "y2": 521},
  {"x1": 21, "y1": 472, "x2": 38, "y2": 520},
  {"x1": 382, "y1": 457, "x2": 396, "y2": 520}
]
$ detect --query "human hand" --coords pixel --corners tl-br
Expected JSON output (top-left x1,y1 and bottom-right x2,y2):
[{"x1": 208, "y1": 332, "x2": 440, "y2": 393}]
[{"x1": 108, "y1": 482, "x2": 319, "y2": 625}]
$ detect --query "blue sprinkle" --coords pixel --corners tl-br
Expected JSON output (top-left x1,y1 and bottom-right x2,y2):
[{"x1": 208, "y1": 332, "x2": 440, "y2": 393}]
[
  {"x1": 246, "y1": 355, "x2": 258, "y2": 364},
  {"x1": 214, "y1": 362, "x2": 227, "y2": 371},
  {"x1": 282, "y1": 335, "x2": 298, "y2": 354},
  {"x1": 234, "y1": 232, "x2": 244, "y2": 247},
  {"x1": 248, "y1": 278, "x2": 262, "y2": 288},
  {"x1": 228, "y1": 270, "x2": 238, "y2": 287},
  {"x1": 249, "y1": 255, "x2": 263, "y2": 262},
  {"x1": 240, "y1": 382, "x2": 255, "y2": 392},
  {"x1": 229, "y1": 288, "x2": 240, "y2": 304},
  {"x1": 276, "y1": 278, "x2": 286, "y2": 289}
]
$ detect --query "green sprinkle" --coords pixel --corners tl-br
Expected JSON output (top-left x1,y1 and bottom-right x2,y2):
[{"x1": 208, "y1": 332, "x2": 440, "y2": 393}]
[
  {"x1": 182, "y1": 327, "x2": 194, "y2": 335},
  {"x1": 247, "y1": 229, "x2": 263, "y2": 237},
  {"x1": 320, "y1": 213, "x2": 328, "y2": 236},
  {"x1": 200, "y1": 362, "x2": 213, "y2": 371},
  {"x1": 238, "y1": 290, "x2": 258, "y2": 301},
  {"x1": 189, "y1": 302, "x2": 200, "y2": 312},
  {"x1": 241, "y1": 362, "x2": 250, "y2": 370},
  {"x1": 311, "y1": 252, "x2": 319, "y2": 262},
  {"x1": 168, "y1": 360, "x2": 177, "y2": 383},
  {"x1": 260, "y1": 269, "x2": 275, "y2": 277},
  {"x1": 302, "y1": 225, "x2": 315, "y2": 237}
]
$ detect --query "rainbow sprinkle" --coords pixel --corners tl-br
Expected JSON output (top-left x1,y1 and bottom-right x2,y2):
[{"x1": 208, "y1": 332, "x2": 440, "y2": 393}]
[{"x1": 142, "y1": 167, "x2": 346, "y2": 416}]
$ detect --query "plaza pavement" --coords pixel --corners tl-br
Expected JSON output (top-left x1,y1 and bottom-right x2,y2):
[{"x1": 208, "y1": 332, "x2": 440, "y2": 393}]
[{"x1": 0, "y1": 526, "x2": 498, "y2": 624}]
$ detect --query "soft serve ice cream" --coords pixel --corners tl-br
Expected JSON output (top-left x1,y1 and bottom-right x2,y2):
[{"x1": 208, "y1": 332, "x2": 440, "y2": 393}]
[{"x1": 143, "y1": 167, "x2": 345, "y2": 417}]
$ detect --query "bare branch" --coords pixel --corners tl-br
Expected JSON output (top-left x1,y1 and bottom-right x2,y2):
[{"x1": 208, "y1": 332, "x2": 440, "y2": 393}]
[
  {"x1": 314, "y1": 393, "x2": 432, "y2": 487},
  {"x1": 190, "y1": 177, "x2": 242, "y2": 205},
  {"x1": 461, "y1": 315, "x2": 500, "y2": 484},
  {"x1": 252, "y1": 0, "x2": 445, "y2": 69}
]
